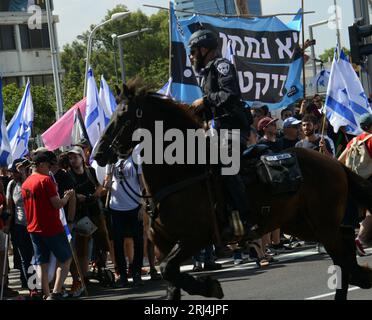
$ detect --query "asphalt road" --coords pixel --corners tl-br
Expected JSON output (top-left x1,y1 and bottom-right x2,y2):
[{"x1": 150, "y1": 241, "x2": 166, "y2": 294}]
[{"x1": 7, "y1": 245, "x2": 372, "y2": 301}]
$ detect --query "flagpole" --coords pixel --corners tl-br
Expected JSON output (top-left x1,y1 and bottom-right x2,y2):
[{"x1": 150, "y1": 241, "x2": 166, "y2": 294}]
[
  {"x1": 301, "y1": 0, "x2": 306, "y2": 99},
  {"x1": 168, "y1": 1, "x2": 172, "y2": 80},
  {"x1": 76, "y1": 107, "x2": 92, "y2": 150}
]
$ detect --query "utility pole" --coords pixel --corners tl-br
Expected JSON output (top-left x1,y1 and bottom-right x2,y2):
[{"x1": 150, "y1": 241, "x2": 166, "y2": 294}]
[
  {"x1": 234, "y1": 0, "x2": 249, "y2": 15},
  {"x1": 45, "y1": 0, "x2": 63, "y2": 120}
]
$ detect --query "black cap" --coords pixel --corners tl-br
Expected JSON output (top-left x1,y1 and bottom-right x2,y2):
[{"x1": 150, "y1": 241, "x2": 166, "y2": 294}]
[
  {"x1": 32, "y1": 150, "x2": 57, "y2": 165},
  {"x1": 188, "y1": 29, "x2": 218, "y2": 50},
  {"x1": 10, "y1": 158, "x2": 25, "y2": 172}
]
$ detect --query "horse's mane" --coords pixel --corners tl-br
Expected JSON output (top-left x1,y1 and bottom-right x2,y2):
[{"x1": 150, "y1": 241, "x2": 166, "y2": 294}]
[{"x1": 124, "y1": 78, "x2": 202, "y2": 129}]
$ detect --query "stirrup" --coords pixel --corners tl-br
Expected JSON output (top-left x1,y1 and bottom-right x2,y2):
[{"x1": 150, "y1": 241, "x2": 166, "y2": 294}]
[{"x1": 230, "y1": 210, "x2": 244, "y2": 237}]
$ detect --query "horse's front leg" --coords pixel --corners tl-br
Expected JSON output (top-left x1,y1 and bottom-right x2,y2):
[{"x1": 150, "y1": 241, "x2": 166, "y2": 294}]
[{"x1": 160, "y1": 242, "x2": 224, "y2": 300}]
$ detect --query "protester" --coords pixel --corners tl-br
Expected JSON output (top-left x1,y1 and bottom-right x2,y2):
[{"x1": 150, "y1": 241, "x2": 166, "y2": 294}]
[
  {"x1": 257, "y1": 117, "x2": 282, "y2": 152},
  {"x1": 104, "y1": 147, "x2": 145, "y2": 287},
  {"x1": 0, "y1": 179, "x2": 20, "y2": 298},
  {"x1": 21, "y1": 150, "x2": 74, "y2": 300},
  {"x1": 67, "y1": 146, "x2": 110, "y2": 288},
  {"x1": 6, "y1": 158, "x2": 34, "y2": 294},
  {"x1": 278, "y1": 117, "x2": 301, "y2": 149},
  {"x1": 295, "y1": 114, "x2": 333, "y2": 156}
]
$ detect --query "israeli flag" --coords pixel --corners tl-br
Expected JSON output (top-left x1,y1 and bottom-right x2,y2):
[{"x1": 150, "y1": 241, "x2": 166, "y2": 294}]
[
  {"x1": 85, "y1": 68, "x2": 106, "y2": 148},
  {"x1": 157, "y1": 77, "x2": 173, "y2": 97},
  {"x1": 99, "y1": 75, "x2": 117, "y2": 126},
  {"x1": 312, "y1": 69, "x2": 330, "y2": 90},
  {"x1": 7, "y1": 80, "x2": 34, "y2": 161},
  {"x1": 325, "y1": 48, "x2": 372, "y2": 135},
  {"x1": 0, "y1": 78, "x2": 12, "y2": 167}
]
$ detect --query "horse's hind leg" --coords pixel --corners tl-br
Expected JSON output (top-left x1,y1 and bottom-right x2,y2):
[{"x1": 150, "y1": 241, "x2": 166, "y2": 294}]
[
  {"x1": 323, "y1": 226, "x2": 359, "y2": 300},
  {"x1": 160, "y1": 242, "x2": 224, "y2": 300}
]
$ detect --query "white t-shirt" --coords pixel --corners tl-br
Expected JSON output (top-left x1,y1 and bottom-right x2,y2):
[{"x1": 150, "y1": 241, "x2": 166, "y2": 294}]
[{"x1": 108, "y1": 149, "x2": 143, "y2": 212}]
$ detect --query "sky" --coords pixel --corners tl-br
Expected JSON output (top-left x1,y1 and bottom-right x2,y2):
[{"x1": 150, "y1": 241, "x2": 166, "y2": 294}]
[{"x1": 53, "y1": 0, "x2": 355, "y2": 59}]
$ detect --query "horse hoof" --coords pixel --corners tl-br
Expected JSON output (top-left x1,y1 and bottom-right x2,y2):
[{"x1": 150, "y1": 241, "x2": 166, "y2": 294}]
[
  {"x1": 166, "y1": 287, "x2": 181, "y2": 300},
  {"x1": 205, "y1": 277, "x2": 224, "y2": 299}
]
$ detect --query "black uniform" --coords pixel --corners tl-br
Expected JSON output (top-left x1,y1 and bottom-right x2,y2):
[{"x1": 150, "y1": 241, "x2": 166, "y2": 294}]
[
  {"x1": 199, "y1": 56, "x2": 251, "y2": 225},
  {"x1": 200, "y1": 57, "x2": 251, "y2": 134}
]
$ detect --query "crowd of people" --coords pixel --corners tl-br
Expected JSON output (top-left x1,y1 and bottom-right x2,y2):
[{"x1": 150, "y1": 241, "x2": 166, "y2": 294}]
[
  {"x1": 1, "y1": 94, "x2": 372, "y2": 299},
  {"x1": 191, "y1": 94, "x2": 372, "y2": 270},
  {"x1": 0, "y1": 141, "x2": 161, "y2": 300}
]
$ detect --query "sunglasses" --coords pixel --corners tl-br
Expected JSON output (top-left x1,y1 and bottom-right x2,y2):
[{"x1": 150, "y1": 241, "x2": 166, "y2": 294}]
[{"x1": 190, "y1": 48, "x2": 197, "y2": 56}]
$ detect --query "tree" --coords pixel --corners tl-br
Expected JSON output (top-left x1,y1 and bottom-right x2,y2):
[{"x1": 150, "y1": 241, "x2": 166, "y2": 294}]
[
  {"x1": 319, "y1": 47, "x2": 351, "y2": 62},
  {"x1": 60, "y1": 5, "x2": 169, "y2": 109},
  {"x1": 2, "y1": 83, "x2": 57, "y2": 136}
]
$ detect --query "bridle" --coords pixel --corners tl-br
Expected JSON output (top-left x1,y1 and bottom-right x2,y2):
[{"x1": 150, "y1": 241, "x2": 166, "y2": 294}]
[{"x1": 106, "y1": 92, "x2": 168, "y2": 159}]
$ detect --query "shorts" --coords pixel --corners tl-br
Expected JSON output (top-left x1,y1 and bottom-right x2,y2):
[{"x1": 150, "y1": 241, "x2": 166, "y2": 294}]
[
  {"x1": 30, "y1": 232, "x2": 72, "y2": 265},
  {"x1": 110, "y1": 207, "x2": 142, "y2": 238}
]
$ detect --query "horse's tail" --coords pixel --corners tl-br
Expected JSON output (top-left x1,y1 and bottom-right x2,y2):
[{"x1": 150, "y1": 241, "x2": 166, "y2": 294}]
[{"x1": 343, "y1": 165, "x2": 372, "y2": 212}]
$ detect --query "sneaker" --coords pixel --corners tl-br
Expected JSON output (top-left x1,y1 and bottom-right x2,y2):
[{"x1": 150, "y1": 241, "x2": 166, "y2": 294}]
[
  {"x1": 356, "y1": 238, "x2": 366, "y2": 256},
  {"x1": 115, "y1": 276, "x2": 129, "y2": 288},
  {"x1": 70, "y1": 280, "x2": 85, "y2": 298},
  {"x1": 29, "y1": 289, "x2": 43, "y2": 300},
  {"x1": 132, "y1": 276, "x2": 144, "y2": 287},
  {"x1": 46, "y1": 292, "x2": 64, "y2": 300},
  {"x1": 148, "y1": 268, "x2": 162, "y2": 281},
  {"x1": 192, "y1": 265, "x2": 203, "y2": 272},
  {"x1": 203, "y1": 262, "x2": 222, "y2": 271},
  {"x1": 233, "y1": 250, "x2": 244, "y2": 265}
]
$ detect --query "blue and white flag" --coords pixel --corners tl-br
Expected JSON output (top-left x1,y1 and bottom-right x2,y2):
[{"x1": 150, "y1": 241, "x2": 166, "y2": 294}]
[
  {"x1": 157, "y1": 77, "x2": 174, "y2": 97},
  {"x1": 325, "y1": 49, "x2": 372, "y2": 135},
  {"x1": 311, "y1": 69, "x2": 330, "y2": 91},
  {"x1": 171, "y1": 6, "x2": 304, "y2": 109},
  {"x1": 170, "y1": 2, "x2": 202, "y2": 104},
  {"x1": 85, "y1": 68, "x2": 106, "y2": 148},
  {"x1": 0, "y1": 78, "x2": 12, "y2": 167},
  {"x1": 223, "y1": 39, "x2": 235, "y2": 65},
  {"x1": 99, "y1": 75, "x2": 117, "y2": 126},
  {"x1": 7, "y1": 80, "x2": 33, "y2": 161}
]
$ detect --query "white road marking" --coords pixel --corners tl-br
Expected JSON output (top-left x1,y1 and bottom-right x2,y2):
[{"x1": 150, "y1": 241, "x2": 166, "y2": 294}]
[
  {"x1": 305, "y1": 286, "x2": 360, "y2": 300},
  {"x1": 305, "y1": 247, "x2": 372, "y2": 300}
]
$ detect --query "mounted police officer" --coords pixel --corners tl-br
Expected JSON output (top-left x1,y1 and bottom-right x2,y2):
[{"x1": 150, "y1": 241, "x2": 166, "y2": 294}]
[{"x1": 188, "y1": 29, "x2": 256, "y2": 236}]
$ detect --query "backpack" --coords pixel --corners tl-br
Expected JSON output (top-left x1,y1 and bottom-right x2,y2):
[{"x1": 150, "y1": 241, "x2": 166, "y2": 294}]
[{"x1": 345, "y1": 134, "x2": 372, "y2": 179}]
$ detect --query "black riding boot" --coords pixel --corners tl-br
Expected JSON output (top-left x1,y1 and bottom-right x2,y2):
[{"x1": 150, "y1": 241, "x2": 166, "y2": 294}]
[{"x1": 223, "y1": 174, "x2": 256, "y2": 235}]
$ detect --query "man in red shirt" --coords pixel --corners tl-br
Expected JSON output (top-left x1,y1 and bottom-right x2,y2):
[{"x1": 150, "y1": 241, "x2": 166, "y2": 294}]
[{"x1": 22, "y1": 150, "x2": 74, "y2": 300}]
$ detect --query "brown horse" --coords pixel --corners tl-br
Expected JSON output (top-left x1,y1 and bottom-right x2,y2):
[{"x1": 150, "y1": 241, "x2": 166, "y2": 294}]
[{"x1": 93, "y1": 81, "x2": 372, "y2": 300}]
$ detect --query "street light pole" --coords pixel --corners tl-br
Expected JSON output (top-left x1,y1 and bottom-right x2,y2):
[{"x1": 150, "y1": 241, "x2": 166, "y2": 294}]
[
  {"x1": 83, "y1": 11, "x2": 131, "y2": 97},
  {"x1": 115, "y1": 28, "x2": 152, "y2": 84},
  {"x1": 334, "y1": 0, "x2": 342, "y2": 49},
  {"x1": 111, "y1": 34, "x2": 119, "y2": 85},
  {"x1": 308, "y1": 19, "x2": 329, "y2": 92},
  {"x1": 45, "y1": 0, "x2": 63, "y2": 120}
]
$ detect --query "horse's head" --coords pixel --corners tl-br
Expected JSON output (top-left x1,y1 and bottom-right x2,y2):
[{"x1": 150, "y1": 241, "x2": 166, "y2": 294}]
[{"x1": 93, "y1": 80, "x2": 148, "y2": 166}]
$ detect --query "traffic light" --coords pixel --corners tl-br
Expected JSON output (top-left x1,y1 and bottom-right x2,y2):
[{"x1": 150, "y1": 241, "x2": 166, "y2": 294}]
[{"x1": 349, "y1": 22, "x2": 372, "y2": 65}]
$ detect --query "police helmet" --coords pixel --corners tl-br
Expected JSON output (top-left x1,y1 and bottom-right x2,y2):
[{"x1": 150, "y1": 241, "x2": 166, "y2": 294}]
[{"x1": 188, "y1": 29, "x2": 218, "y2": 50}]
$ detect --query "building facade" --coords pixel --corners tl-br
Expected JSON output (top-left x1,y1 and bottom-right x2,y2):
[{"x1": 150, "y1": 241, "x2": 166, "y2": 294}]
[
  {"x1": 175, "y1": 0, "x2": 262, "y2": 19},
  {"x1": 0, "y1": 0, "x2": 60, "y2": 87}
]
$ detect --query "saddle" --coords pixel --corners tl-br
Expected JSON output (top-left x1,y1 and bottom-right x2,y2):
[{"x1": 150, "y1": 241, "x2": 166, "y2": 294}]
[{"x1": 241, "y1": 144, "x2": 303, "y2": 195}]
